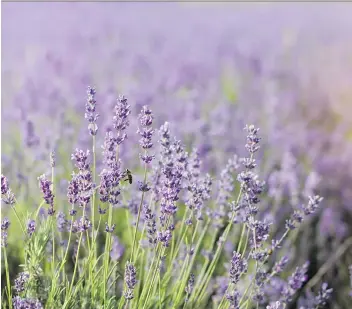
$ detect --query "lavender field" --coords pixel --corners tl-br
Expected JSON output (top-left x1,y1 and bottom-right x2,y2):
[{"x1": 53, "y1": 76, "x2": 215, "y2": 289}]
[{"x1": 1, "y1": 2, "x2": 352, "y2": 309}]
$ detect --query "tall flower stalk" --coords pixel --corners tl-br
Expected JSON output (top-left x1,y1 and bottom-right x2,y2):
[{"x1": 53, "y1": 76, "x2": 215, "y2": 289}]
[
  {"x1": 85, "y1": 86, "x2": 99, "y2": 256},
  {"x1": 100, "y1": 94, "x2": 131, "y2": 307},
  {"x1": 130, "y1": 105, "x2": 155, "y2": 263}
]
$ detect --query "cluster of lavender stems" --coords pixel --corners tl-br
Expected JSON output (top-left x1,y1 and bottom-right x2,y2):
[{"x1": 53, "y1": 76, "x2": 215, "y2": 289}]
[{"x1": 1, "y1": 86, "x2": 340, "y2": 309}]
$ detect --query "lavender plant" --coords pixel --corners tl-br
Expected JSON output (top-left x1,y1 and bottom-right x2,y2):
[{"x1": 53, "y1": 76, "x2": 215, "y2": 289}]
[{"x1": 2, "y1": 86, "x2": 344, "y2": 309}]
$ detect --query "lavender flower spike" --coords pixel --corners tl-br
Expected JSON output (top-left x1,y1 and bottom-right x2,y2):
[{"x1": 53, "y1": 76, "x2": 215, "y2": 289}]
[
  {"x1": 1, "y1": 174, "x2": 15, "y2": 205},
  {"x1": 85, "y1": 86, "x2": 99, "y2": 136},
  {"x1": 38, "y1": 174, "x2": 54, "y2": 207},
  {"x1": 124, "y1": 262, "x2": 137, "y2": 300},
  {"x1": 1, "y1": 174, "x2": 9, "y2": 195},
  {"x1": 229, "y1": 252, "x2": 248, "y2": 285},
  {"x1": 27, "y1": 219, "x2": 36, "y2": 236},
  {"x1": 13, "y1": 296, "x2": 43, "y2": 309},
  {"x1": 113, "y1": 94, "x2": 130, "y2": 145},
  {"x1": 1, "y1": 217, "x2": 10, "y2": 247},
  {"x1": 14, "y1": 272, "x2": 30, "y2": 293},
  {"x1": 138, "y1": 105, "x2": 155, "y2": 164}
]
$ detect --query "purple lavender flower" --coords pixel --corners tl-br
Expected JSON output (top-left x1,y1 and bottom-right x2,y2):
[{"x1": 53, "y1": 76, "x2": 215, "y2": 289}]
[
  {"x1": 185, "y1": 273, "x2": 195, "y2": 300},
  {"x1": 159, "y1": 122, "x2": 172, "y2": 157},
  {"x1": 99, "y1": 96, "x2": 130, "y2": 206},
  {"x1": 237, "y1": 170, "x2": 264, "y2": 217},
  {"x1": 188, "y1": 149, "x2": 201, "y2": 180},
  {"x1": 226, "y1": 289, "x2": 240, "y2": 309},
  {"x1": 13, "y1": 296, "x2": 43, "y2": 309},
  {"x1": 244, "y1": 124, "x2": 260, "y2": 154},
  {"x1": 186, "y1": 173, "x2": 212, "y2": 220},
  {"x1": 143, "y1": 203, "x2": 157, "y2": 245},
  {"x1": 273, "y1": 256, "x2": 289, "y2": 274},
  {"x1": 157, "y1": 229, "x2": 172, "y2": 247},
  {"x1": 314, "y1": 282, "x2": 333, "y2": 307},
  {"x1": 14, "y1": 272, "x2": 30, "y2": 293},
  {"x1": 38, "y1": 174, "x2": 54, "y2": 213},
  {"x1": 1, "y1": 217, "x2": 10, "y2": 231},
  {"x1": 229, "y1": 252, "x2": 247, "y2": 285},
  {"x1": 286, "y1": 195, "x2": 323, "y2": 230},
  {"x1": 102, "y1": 131, "x2": 117, "y2": 168},
  {"x1": 157, "y1": 125, "x2": 183, "y2": 227},
  {"x1": 27, "y1": 219, "x2": 36, "y2": 236},
  {"x1": 1, "y1": 180, "x2": 16, "y2": 205},
  {"x1": 85, "y1": 86, "x2": 99, "y2": 136},
  {"x1": 255, "y1": 269, "x2": 269, "y2": 288},
  {"x1": 105, "y1": 222, "x2": 116, "y2": 233},
  {"x1": 1, "y1": 174, "x2": 9, "y2": 195},
  {"x1": 71, "y1": 149, "x2": 90, "y2": 171},
  {"x1": 248, "y1": 218, "x2": 271, "y2": 246},
  {"x1": 67, "y1": 173, "x2": 80, "y2": 205},
  {"x1": 213, "y1": 155, "x2": 239, "y2": 227},
  {"x1": 99, "y1": 168, "x2": 122, "y2": 206},
  {"x1": 302, "y1": 195, "x2": 323, "y2": 216},
  {"x1": 252, "y1": 291, "x2": 265, "y2": 304},
  {"x1": 137, "y1": 181, "x2": 150, "y2": 192},
  {"x1": 73, "y1": 216, "x2": 92, "y2": 233},
  {"x1": 288, "y1": 262, "x2": 309, "y2": 295},
  {"x1": 1, "y1": 217, "x2": 10, "y2": 247},
  {"x1": 137, "y1": 105, "x2": 155, "y2": 164},
  {"x1": 173, "y1": 139, "x2": 188, "y2": 179},
  {"x1": 71, "y1": 149, "x2": 93, "y2": 207},
  {"x1": 113, "y1": 95, "x2": 130, "y2": 145},
  {"x1": 124, "y1": 262, "x2": 137, "y2": 300},
  {"x1": 69, "y1": 209, "x2": 77, "y2": 216},
  {"x1": 98, "y1": 205, "x2": 107, "y2": 215}
]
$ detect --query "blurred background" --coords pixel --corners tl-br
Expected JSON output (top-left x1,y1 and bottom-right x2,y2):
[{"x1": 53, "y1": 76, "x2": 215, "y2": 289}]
[{"x1": 2, "y1": 2, "x2": 352, "y2": 307}]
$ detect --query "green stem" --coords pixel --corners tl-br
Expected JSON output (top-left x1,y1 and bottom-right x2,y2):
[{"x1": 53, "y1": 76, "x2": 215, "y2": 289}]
[
  {"x1": 65, "y1": 206, "x2": 86, "y2": 307},
  {"x1": 103, "y1": 203, "x2": 113, "y2": 307},
  {"x1": 3, "y1": 247, "x2": 13, "y2": 309},
  {"x1": 173, "y1": 220, "x2": 210, "y2": 308},
  {"x1": 131, "y1": 161, "x2": 148, "y2": 262},
  {"x1": 12, "y1": 205, "x2": 26, "y2": 235}
]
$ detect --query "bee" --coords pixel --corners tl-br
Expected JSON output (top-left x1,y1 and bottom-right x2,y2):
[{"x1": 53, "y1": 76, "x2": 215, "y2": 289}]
[
  {"x1": 123, "y1": 169, "x2": 133, "y2": 184},
  {"x1": 263, "y1": 248, "x2": 273, "y2": 265}
]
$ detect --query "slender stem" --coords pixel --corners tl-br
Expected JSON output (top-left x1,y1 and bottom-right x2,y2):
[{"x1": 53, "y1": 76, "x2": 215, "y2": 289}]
[
  {"x1": 11, "y1": 205, "x2": 26, "y2": 235},
  {"x1": 242, "y1": 228, "x2": 250, "y2": 256},
  {"x1": 142, "y1": 247, "x2": 164, "y2": 309},
  {"x1": 92, "y1": 135, "x2": 96, "y2": 248},
  {"x1": 158, "y1": 270, "x2": 162, "y2": 309},
  {"x1": 237, "y1": 223, "x2": 246, "y2": 253},
  {"x1": 138, "y1": 243, "x2": 160, "y2": 306},
  {"x1": 65, "y1": 206, "x2": 86, "y2": 305},
  {"x1": 103, "y1": 203, "x2": 113, "y2": 307},
  {"x1": 51, "y1": 167, "x2": 56, "y2": 276},
  {"x1": 34, "y1": 200, "x2": 46, "y2": 220},
  {"x1": 123, "y1": 300, "x2": 130, "y2": 309},
  {"x1": 3, "y1": 247, "x2": 13, "y2": 309},
  {"x1": 193, "y1": 202, "x2": 241, "y2": 305},
  {"x1": 173, "y1": 220, "x2": 210, "y2": 308},
  {"x1": 131, "y1": 161, "x2": 148, "y2": 262}
]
